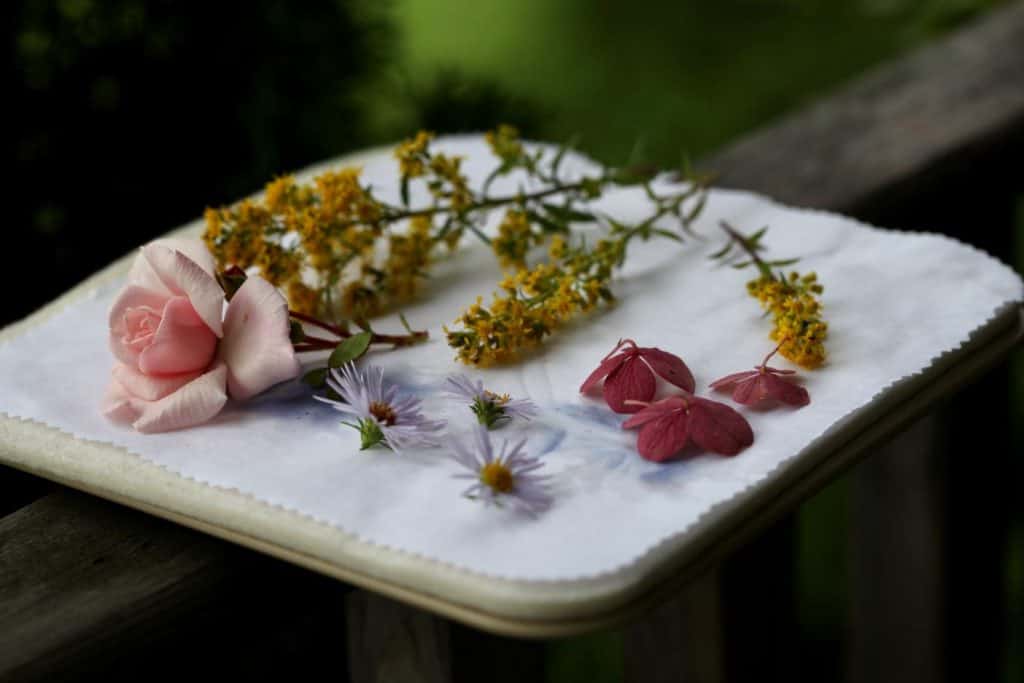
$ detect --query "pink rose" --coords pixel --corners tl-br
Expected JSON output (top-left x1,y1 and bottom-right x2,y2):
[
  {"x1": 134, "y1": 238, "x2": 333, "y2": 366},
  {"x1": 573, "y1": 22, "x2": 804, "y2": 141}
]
[{"x1": 103, "y1": 237, "x2": 301, "y2": 433}]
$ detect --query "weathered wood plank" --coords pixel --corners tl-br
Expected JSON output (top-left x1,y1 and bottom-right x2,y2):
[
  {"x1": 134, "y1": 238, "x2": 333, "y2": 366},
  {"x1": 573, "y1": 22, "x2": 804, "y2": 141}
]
[
  {"x1": 704, "y1": 1, "x2": 1024, "y2": 216},
  {"x1": 346, "y1": 591, "x2": 452, "y2": 683},
  {"x1": 2, "y1": 3, "x2": 1023, "y2": 677},
  {"x1": 623, "y1": 570, "x2": 723, "y2": 683}
]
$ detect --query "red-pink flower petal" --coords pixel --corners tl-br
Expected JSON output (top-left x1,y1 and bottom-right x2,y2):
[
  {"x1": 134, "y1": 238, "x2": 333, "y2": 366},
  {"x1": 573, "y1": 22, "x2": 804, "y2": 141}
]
[
  {"x1": 138, "y1": 297, "x2": 218, "y2": 376},
  {"x1": 637, "y1": 411, "x2": 691, "y2": 462},
  {"x1": 760, "y1": 372, "x2": 810, "y2": 406},
  {"x1": 688, "y1": 398, "x2": 754, "y2": 455},
  {"x1": 622, "y1": 395, "x2": 686, "y2": 429},
  {"x1": 637, "y1": 347, "x2": 695, "y2": 393},
  {"x1": 142, "y1": 244, "x2": 224, "y2": 337},
  {"x1": 603, "y1": 354, "x2": 656, "y2": 413},
  {"x1": 131, "y1": 362, "x2": 229, "y2": 433},
  {"x1": 764, "y1": 366, "x2": 797, "y2": 375},
  {"x1": 112, "y1": 362, "x2": 202, "y2": 401},
  {"x1": 709, "y1": 369, "x2": 759, "y2": 390},
  {"x1": 579, "y1": 351, "x2": 628, "y2": 393},
  {"x1": 730, "y1": 375, "x2": 763, "y2": 405},
  {"x1": 219, "y1": 275, "x2": 301, "y2": 400}
]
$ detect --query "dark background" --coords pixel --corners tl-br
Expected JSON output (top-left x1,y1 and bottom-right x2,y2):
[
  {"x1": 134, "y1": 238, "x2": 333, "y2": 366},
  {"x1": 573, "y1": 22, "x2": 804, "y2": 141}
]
[{"x1": 5, "y1": 0, "x2": 1022, "y2": 680}]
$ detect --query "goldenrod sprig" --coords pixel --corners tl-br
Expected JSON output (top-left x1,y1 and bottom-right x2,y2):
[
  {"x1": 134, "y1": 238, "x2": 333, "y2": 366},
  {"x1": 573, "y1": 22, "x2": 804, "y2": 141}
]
[{"x1": 716, "y1": 221, "x2": 827, "y2": 369}]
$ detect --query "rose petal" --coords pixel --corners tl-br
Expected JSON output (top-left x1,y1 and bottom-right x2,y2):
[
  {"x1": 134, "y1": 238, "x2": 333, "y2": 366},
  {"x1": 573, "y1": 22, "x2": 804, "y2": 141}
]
[
  {"x1": 127, "y1": 237, "x2": 217, "y2": 292},
  {"x1": 112, "y1": 362, "x2": 202, "y2": 401},
  {"x1": 138, "y1": 297, "x2": 218, "y2": 375},
  {"x1": 603, "y1": 355, "x2": 656, "y2": 413},
  {"x1": 689, "y1": 398, "x2": 754, "y2": 455},
  {"x1": 108, "y1": 285, "x2": 171, "y2": 366},
  {"x1": 219, "y1": 275, "x2": 301, "y2": 400},
  {"x1": 579, "y1": 352, "x2": 627, "y2": 393},
  {"x1": 102, "y1": 377, "x2": 143, "y2": 424},
  {"x1": 637, "y1": 412, "x2": 690, "y2": 462},
  {"x1": 761, "y1": 372, "x2": 810, "y2": 407},
  {"x1": 638, "y1": 347, "x2": 695, "y2": 392},
  {"x1": 131, "y1": 362, "x2": 229, "y2": 433},
  {"x1": 142, "y1": 244, "x2": 224, "y2": 337},
  {"x1": 709, "y1": 369, "x2": 759, "y2": 390}
]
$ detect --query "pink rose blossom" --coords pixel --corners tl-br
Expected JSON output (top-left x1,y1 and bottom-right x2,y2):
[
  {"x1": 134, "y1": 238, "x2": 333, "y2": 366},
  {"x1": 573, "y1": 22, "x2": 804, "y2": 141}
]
[
  {"x1": 580, "y1": 338, "x2": 695, "y2": 413},
  {"x1": 103, "y1": 238, "x2": 300, "y2": 433}
]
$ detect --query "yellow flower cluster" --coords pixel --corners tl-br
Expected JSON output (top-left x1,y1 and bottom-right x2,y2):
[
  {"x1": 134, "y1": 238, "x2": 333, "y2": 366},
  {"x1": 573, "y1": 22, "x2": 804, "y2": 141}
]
[
  {"x1": 395, "y1": 131, "x2": 433, "y2": 179},
  {"x1": 485, "y1": 124, "x2": 524, "y2": 164},
  {"x1": 446, "y1": 236, "x2": 617, "y2": 365},
  {"x1": 428, "y1": 153, "x2": 473, "y2": 212},
  {"x1": 747, "y1": 271, "x2": 827, "y2": 369},
  {"x1": 203, "y1": 165, "x2": 432, "y2": 319},
  {"x1": 492, "y1": 209, "x2": 540, "y2": 270}
]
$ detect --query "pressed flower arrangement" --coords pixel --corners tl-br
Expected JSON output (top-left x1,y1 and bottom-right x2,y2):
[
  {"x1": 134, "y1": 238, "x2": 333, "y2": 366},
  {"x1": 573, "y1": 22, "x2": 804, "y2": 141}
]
[{"x1": 101, "y1": 128, "x2": 828, "y2": 515}]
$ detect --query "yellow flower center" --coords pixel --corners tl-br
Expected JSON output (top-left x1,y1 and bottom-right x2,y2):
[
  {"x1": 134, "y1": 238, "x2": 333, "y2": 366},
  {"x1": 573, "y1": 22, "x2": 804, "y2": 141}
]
[
  {"x1": 480, "y1": 461, "x2": 515, "y2": 493},
  {"x1": 369, "y1": 401, "x2": 397, "y2": 426},
  {"x1": 483, "y1": 390, "x2": 511, "y2": 405}
]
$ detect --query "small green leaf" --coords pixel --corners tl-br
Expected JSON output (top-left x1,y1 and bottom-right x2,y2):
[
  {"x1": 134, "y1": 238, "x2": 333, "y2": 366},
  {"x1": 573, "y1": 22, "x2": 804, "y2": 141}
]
[
  {"x1": 303, "y1": 367, "x2": 328, "y2": 388},
  {"x1": 289, "y1": 320, "x2": 306, "y2": 343},
  {"x1": 709, "y1": 242, "x2": 734, "y2": 260},
  {"x1": 400, "y1": 176, "x2": 410, "y2": 207},
  {"x1": 651, "y1": 228, "x2": 683, "y2": 243},
  {"x1": 767, "y1": 257, "x2": 800, "y2": 267},
  {"x1": 328, "y1": 331, "x2": 373, "y2": 368},
  {"x1": 541, "y1": 202, "x2": 594, "y2": 223}
]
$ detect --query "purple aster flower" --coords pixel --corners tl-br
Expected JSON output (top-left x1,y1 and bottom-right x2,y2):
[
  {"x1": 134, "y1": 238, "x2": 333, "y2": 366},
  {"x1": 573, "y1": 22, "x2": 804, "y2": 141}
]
[
  {"x1": 444, "y1": 374, "x2": 538, "y2": 428},
  {"x1": 449, "y1": 424, "x2": 553, "y2": 516},
  {"x1": 315, "y1": 362, "x2": 445, "y2": 451}
]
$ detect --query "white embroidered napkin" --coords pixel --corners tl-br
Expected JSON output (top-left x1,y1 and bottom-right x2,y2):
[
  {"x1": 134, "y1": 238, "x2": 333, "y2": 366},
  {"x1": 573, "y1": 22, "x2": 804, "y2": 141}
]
[{"x1": 0, "y1": 136, "x2": 1020, "y2": 582}]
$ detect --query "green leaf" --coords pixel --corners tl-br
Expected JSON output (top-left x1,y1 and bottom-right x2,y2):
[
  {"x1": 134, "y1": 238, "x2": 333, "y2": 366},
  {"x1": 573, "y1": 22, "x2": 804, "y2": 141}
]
[
  {"x1": 289, "y1": 320, "x2": 306, "y2": 343},
  {"x1": 400, "y1": 176, "x2": 410, "y2": 207},
  {"x1": 328, "y1": 331, "x2": 372, "y2": 368},
  {"x1": 709, "y1": 242, "x2": 734, "y2": 260},
  {"x1": 651, "y1": 228, "x2": 683, "y2": 243},
  {"x1": 303, "y1": 367, "x2": 328, "y2": 388},
  {"x1": 767, "y1": 257, "x2": 800, "y2": 267},
  {"x1": 541, "y1": 202, "x2": 594, "y2": 223}
]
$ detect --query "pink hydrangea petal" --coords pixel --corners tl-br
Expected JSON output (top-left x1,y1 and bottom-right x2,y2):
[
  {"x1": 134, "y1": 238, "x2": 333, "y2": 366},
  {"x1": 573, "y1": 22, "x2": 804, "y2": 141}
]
[
  {"x1": 638, "y1": 347, "x2": 695, "y2": 392},
  {"x1": 622, "y1": 396, "x2": 686, "y2": 429},
  {"x1": 688, "y1": 398, "x2": 754, "y2": 456},
  {"x1": 112, "y1": 362, "x2": 202, "y2": 401},
  {"x1": 709, "y1": 369, "x2": 758, "y2": 390},
  {"x1": 730, "y1": 376, "x2": 763, "y2": 405},
  {"x1": 131, "y1": 362, "x2": 229, "y2": 433},
  {"x1": 138, "y1": 297, "x2": 218, "y2": 375},
  {"x1": 637, "y1": 412, "x2": 690, "y2": 462},
  {"x1": 579, "y1": 351, "x2": 628, "y2": 393},
  {"x1": 108, "y1": 285, "x2": 170, "y2": 366},
  {"x1": 142, "y1": 244, "x2": 224, "y2": 337},
  {"x1": 761, "y1": 372, "x2": 810, "y2": 407},
  {"x1": 219, "y1": 275, "x2": 301, "y2": 400},
  {"x1": 603, "y1": 355, "x2": 656, "y2": 413}
]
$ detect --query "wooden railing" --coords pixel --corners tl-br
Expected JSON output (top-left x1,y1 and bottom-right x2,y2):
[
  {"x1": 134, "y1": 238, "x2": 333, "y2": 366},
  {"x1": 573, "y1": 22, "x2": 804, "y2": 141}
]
[{"x1": 2, "y1": 3, "x2": 1022, "y2": 680}]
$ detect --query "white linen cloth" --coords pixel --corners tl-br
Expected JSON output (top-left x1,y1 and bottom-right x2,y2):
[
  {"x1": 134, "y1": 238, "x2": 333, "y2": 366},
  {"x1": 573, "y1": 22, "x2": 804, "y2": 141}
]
[{"x1": 0, "y1": 136, "x2": 1020, "y2": 581}]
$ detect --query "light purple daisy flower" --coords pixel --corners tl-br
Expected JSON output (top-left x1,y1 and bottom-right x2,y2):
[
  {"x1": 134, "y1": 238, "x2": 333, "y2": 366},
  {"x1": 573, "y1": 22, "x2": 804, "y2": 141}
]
[
  {"x1": 444, "y1": 374, "x2": 538, "y2": 428},
  {"x1": 450, "y1": 424, "x2": 553, "y2": 516},
  {"x1": 315, "y1": 362, "x2": 445, "y2": 451}
]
